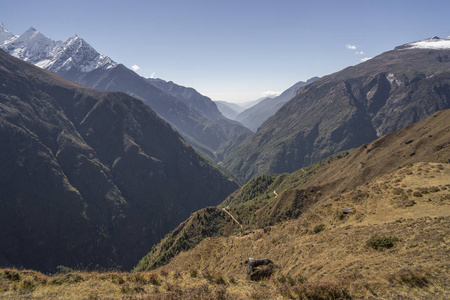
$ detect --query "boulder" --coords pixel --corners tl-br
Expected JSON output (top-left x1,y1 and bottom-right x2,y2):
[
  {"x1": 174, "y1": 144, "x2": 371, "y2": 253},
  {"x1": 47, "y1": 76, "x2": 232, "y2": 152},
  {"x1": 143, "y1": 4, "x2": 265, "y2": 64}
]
[{"x1": 246, "y1": 258, "x2": 274, "y2": 281}]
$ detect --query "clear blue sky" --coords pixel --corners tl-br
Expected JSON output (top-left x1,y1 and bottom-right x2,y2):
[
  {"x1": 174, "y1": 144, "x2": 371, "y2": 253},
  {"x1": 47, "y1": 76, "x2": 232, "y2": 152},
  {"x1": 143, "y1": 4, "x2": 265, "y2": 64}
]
[{"x1": 1, "y1": 0, "x2": 449, "y2": 102}]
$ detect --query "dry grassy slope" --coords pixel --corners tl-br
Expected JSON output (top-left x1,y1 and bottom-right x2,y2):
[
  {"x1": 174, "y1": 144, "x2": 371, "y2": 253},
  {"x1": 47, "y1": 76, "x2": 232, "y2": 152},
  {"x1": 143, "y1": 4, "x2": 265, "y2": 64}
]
[
  {"x1": 135, "y1": 109, "x2": 450, "y2": 274},
  {"x1": 151, "y1": 110, "x2": 450, "y2": 298},
  {"x1": 278, "y1": 108, "x2": 450, "y2": 200},
  {"x1": 158, "y1": 163, "x2": 449, "y2": 299}
]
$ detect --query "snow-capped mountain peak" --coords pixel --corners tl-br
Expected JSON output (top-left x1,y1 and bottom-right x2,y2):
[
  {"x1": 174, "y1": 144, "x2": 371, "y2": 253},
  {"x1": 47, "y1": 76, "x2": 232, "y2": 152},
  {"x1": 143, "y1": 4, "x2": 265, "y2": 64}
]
[
  {"x1": 2, "y1": 27, "x2": 56, "y2": 63},
  {"x1": 0, "y1": 24, "x2": 117, "y2": 75},
  {"x1": 401, "y1": 36, "x2": 450, "y2": 50},
  {"x1": 0, "y1": 23, "x2": 17, "y2": 45}
]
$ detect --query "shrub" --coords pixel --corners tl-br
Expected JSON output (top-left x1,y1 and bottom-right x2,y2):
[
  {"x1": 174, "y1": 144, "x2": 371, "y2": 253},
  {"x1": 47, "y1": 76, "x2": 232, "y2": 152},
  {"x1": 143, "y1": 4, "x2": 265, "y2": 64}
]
[
  {"x1": 21, "y1": 279, "x2": 37, "y2": 291},
  {"x1": 56, "y1": 265, "x2": 74, "y2": 274},
  {"x1": 367, "y1": 235, "x2": 396, "y2": 250},
  {"x1": 173, "y1": 271, "x2": 182, "y2": 280},
  {"x1": 149, "y1": 273, "x2": 160, "y2": 286},
  {"x1": 213, "y1": 274, "x2": 226, "y2": 285},
  {"x1": 3, "y1": 270, "x2": 22, "y2": 281},
  {"x1": 189, "y1": 269, "x2": 198, "y2": 278},
  {"x1": 160, "y1": 270, "x2": 168, "y2": 277},
  {"x1": 388, "y1": 267, "x2": 430, "y2": 288},
  {"x1": 297, "y1": 274, "x2": 307, "y2": 284},
  {"x1": 312, "y1": 224, "x2": 326, "y2": 234},
  {"x1": 277, "y1": 275, "x2": 287, "y2": 284},
  {"x1": 202, "y1": 270, "x2": 214, "y2": 283}
]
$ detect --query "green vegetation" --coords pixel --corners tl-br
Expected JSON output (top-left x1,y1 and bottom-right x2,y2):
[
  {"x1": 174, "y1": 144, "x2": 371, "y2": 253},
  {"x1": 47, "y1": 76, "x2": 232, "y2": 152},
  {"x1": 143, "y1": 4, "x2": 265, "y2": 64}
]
[
  {"x1": 367, "y1": 235, "x2": 397, "y2": 250},
  {"x1": 312, "y1": 224, "x2": 326, "y2": 234},
  {"x1": 134, "y1": 207, "x2": 239, "y2": 271}
]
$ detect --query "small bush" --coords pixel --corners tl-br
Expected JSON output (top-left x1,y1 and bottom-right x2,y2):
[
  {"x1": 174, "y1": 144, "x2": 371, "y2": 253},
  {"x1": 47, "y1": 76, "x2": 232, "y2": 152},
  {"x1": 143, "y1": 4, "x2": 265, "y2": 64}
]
[
  {"x1": 21, "y1": 279, "x2": 37, "y2": 291},
  {"x1": 297, "y1": 274, "x2": 307, "y2": 284},
  {"x1": 412, "y1": 191, "x2": 423, "y2": 197},
  {"x1": 277, "y1": 275, "x2": 287, "y2": 284},
  {"x1": 189, "y1": 269, "x2": 198, "y2": 278},
  {"x1": 213, "y1": 274, "x2": 226, "y2": 285},
  {"x1": 148, "y1": 273, "x2": 160, "y2": 286},
  {"x1": 367, "y1": 235, "x2": 396, "y2": 250},
  {"x1": 56, "y1": 265, "x2": 74, "y2": 274},
  {"x1": 50, "y1": 273, "x2": 84, "y2": 285},
  {"x1": 287, "y1": 276, "x2": 296, "y2": 286},
  {"x1": 3, "y1": 270, "x2": 22, "y2": 281},
  {"x1": 388, "y1": 267, "x2": 430, "y2": 288},
  {"x1": 173, "y1": 271, "x2": 181, "y2": 280},
  {"x1": 312, "y1": 224, "x2": 326, "y2": 234},
  {"x1": 128, "y1": 273, "x2": 148, "y2": 284},
  {"x1": 111, "y1": 275, "x2": 125, "y2": 285},
  {"x1": 202, "y1": 270, "x2": 214, "y2": 283}
]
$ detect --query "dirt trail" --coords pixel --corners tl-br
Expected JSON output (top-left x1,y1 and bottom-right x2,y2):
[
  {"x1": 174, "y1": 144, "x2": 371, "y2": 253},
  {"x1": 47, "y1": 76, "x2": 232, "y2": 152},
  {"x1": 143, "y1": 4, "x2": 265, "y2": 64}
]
[{"x1": 222, "y1": 208, "x2": 242, "y2": 229}]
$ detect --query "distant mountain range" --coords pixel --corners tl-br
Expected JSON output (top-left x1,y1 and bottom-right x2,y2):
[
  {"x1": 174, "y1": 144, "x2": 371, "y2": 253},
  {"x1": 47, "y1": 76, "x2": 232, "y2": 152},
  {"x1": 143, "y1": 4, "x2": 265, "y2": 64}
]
[
  {"x1": 0, "y1": 24, "x2": 251, "y2": 162},
  {"x1": 235, "y1": 77, "x2": 319, "y2": 131},
  {"x1": 215, "y1": 97, "x2": 269, "y2": 120},
  {"x1": 223, "y1": 37, "x2": 450, "y2": 181},
  {"x1": 0, "y1": 50, "x2": 237, "y2": 272}
]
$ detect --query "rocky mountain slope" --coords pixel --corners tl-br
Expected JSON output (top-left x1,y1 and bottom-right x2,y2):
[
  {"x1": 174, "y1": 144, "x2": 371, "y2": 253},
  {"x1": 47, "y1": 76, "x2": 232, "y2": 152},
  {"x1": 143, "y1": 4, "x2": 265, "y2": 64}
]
[
  {"x1": 224, "y1": 37, "x2": 450, "y2": 181},
  {"x1": 235, "y1": 77, "x2": 318, "y2": 132},
  {"x1": 148, "y1": 78, "x2": 223, "y2": 121},
  {"x1": 0, "y1": 50, "x2": 238, "y2": 272},
  {"x1": 0, "y1": 25, "x2": 251, "y2": 162},
  {"x1": 132, "y1": 109, "x2": 449, "y2": 299}
]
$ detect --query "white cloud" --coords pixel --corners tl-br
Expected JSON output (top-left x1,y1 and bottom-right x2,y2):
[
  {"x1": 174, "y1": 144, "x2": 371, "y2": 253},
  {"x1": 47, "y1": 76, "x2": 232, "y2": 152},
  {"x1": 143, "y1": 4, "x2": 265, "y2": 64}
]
[
  {"x1": 360, "y1": 57, "x2": 373, "y2": 62},
  {"x1": 131, "y1": 65, "x2": 140, "y2": 71},
  {"x1": 149, "y1": 72, "x2": 155, "y2": 79},
  {"x1": 262, "y1": 91, "x2": 282, "y2": 98},
  {"x1": 346, "y1": 44, "x2": 357, "y2": 50},
  {"x1": 355, "y1": 51, "x2": 364, "y2": 55}
]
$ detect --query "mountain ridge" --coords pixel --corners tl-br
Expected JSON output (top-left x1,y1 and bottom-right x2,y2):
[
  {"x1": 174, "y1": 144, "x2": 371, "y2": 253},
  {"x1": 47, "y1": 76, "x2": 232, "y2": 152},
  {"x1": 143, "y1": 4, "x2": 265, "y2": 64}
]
[
  {"x1": 235, "y1": 77, "x2": 319, "y2": 131},
  {"x1": 0, "y1": 49, "x2": 238, "y2": 272},
  {"x1": 0, "y1": 25, "x2": 251, "y2": 163},
  {"x1": 223, "y1": 38, "x2": 450, "y2": 181}
]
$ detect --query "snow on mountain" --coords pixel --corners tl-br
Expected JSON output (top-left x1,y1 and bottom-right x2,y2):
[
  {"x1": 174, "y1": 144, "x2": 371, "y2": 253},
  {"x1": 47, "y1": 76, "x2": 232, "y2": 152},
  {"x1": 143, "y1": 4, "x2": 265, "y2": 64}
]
[
  {"x1": 3, "y1": 27, "x2": 56, "y2": 63},
  {"x1": 0, "y1": 23, "x2": 17, "y2": 45},
  {"x1": 0, "y1": 25, "x2": 116, "y2": 75},
  {"x1": 402, "y1": 36, "x2": 450, "y2": 50}
]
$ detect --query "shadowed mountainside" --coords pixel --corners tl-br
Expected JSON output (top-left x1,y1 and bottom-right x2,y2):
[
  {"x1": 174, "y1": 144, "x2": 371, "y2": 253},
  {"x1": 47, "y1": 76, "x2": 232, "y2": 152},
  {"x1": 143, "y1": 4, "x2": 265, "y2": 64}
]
[{"x1": 0, "y1": 50, "x2": 238, "y2": 272}]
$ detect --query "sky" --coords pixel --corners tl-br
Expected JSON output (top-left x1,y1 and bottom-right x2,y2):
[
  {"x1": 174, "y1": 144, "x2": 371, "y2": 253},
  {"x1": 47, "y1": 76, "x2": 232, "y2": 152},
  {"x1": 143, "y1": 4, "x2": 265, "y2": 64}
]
[{"x1": 1, "y1": 0, "x2": 449, "y2": 103}]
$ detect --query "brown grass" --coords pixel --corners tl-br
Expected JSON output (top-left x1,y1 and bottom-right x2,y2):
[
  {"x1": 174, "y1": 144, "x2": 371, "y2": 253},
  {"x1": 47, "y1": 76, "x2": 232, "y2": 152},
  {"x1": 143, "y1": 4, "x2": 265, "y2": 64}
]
[{"x1": 1, "y1": 163, "x2": 448, "y2": 299}]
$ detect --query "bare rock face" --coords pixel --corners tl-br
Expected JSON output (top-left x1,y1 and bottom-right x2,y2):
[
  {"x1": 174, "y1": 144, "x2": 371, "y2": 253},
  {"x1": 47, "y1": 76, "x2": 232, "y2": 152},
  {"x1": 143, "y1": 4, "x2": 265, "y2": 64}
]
[{"x1": 246, "y1": 258, "x2": 274, "y2": 281}]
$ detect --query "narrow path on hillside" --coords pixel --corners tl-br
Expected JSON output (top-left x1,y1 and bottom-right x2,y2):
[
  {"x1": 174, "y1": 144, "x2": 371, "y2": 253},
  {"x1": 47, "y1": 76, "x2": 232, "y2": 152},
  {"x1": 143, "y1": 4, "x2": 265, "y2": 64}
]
[
  {"x1": 222, "y1": 208, "x2": 243, "y2": 229},
  {"x1": 273, "y1": 190, "x2": 278, "y2": 198},
  {"x1": 301, "y1": 169, "x2": 307, "y2": 174}
]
